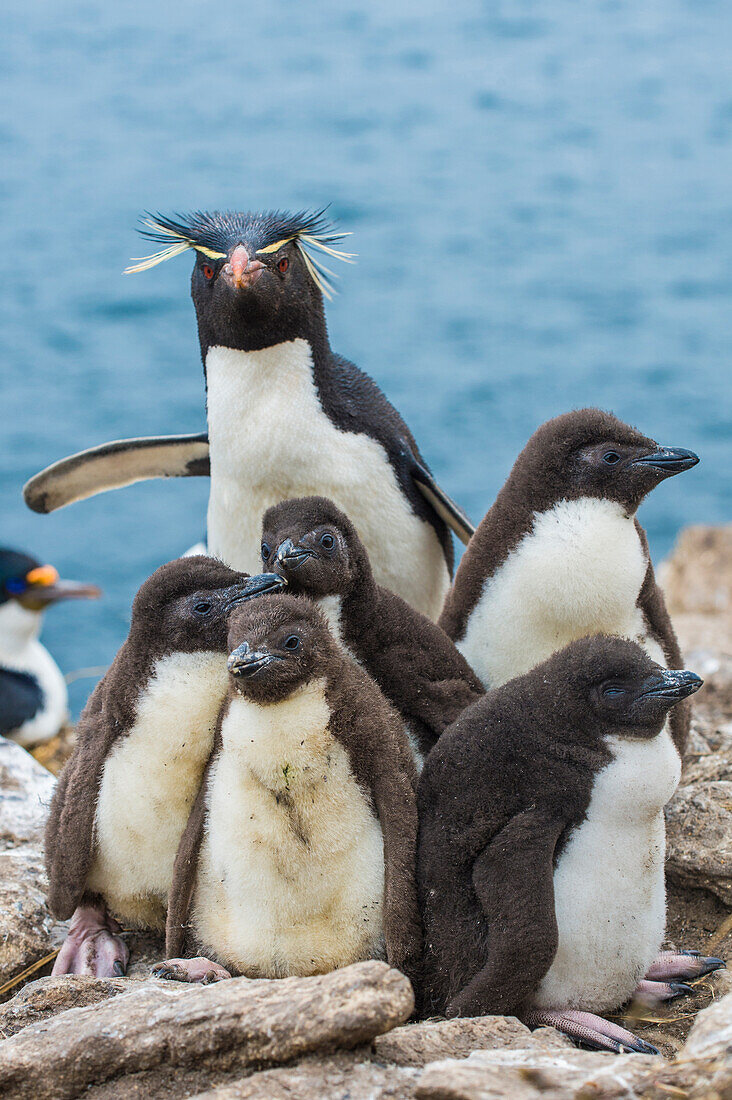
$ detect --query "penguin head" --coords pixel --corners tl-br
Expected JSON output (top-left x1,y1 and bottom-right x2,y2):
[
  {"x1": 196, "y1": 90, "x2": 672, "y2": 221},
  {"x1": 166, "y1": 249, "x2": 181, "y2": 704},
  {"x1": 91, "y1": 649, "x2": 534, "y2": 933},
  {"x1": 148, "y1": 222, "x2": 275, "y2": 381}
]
[
  {"x1": 126, "y1": 210, "x2": 353, "y2": 357},
  {"x1": 261, "y1": 496, "x2": 371, "y2": 599},
  {"x1": 226, "y1": 593, "x2": 337, "y2": 704},
  {"x1": 130, "y1": 556, "x2": 286, "y2": 655},
  {"x1": 0, "y1": 548, "x2": 100, "y2": 612},
  {"x1": 511, "y1": 409, "x2": 698, "y2": 514},
  {"x1": 534, "y1": 635, "x2": 702, "y2": 742}
]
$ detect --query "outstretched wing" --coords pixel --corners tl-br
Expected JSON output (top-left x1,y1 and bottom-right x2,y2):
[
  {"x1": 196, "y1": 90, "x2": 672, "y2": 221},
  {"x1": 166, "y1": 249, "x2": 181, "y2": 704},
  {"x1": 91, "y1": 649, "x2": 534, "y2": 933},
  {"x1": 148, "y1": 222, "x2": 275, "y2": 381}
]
[
  {"x1": 410, "y1": 459, "x2": 475, "y2": 545},
  {"x1": 24, "y1": 433, "x2": 210, "y2": 514},
  {"x1": 446, "y1": 809, "x2": 564, "y2": 1019}
]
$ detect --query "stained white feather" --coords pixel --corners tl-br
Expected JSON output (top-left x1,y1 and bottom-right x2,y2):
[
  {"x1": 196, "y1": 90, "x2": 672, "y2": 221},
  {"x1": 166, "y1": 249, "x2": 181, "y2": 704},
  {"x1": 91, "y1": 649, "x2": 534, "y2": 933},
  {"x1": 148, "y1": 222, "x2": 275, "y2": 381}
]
[{"x1": 193, "y1": 681, "x2": 385, "y2": 976}]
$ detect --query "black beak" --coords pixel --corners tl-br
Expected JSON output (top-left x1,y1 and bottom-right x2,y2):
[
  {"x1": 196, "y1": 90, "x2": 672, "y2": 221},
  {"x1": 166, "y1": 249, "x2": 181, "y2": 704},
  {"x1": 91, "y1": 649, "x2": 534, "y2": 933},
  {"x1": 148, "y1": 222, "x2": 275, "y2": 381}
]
[
  {"x1": 275, "y1": 538, "x2": 315, "y2": 571},
  {"x1": 631, "y1": 447, "x2": 699, "y2": 476},
  {"x1": 639, "y1": 669, "x2": 703, "y2": 701},
  {"x1": 224, "y1": 572, "x2": 287, "y2": 611},
  {"x1": 227, "y1": 642, "x2": 276, "y2": 678},
  {"x1": 17, "y1": 580, "x2": 102, "y2": 610}
]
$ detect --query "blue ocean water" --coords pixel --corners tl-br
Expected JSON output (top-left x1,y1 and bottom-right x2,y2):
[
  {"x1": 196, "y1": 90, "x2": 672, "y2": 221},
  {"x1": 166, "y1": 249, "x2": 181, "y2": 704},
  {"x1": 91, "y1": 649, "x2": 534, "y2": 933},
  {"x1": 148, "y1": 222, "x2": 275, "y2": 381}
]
[{"x1": 1, "y1": 0, "x2": 730, "y2": 716}]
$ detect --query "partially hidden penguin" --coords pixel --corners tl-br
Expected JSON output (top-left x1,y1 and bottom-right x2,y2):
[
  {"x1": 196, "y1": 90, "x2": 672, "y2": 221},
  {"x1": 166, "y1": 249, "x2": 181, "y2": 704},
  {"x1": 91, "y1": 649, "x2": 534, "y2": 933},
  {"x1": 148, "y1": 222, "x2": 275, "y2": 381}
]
[
  {"x1": 260, "y1": 496, "x2": 484, "y2": 761},
  {"x1": 439, "y1": 408, "x2": 699, "y2": 752},
  {"x1": 0, "y1": 548, "x2": 100, "y2": 745},
  {"x1": 417, "y1": 635, "x2": 722, "y2": 1053},
  {"x1": 155, "y1": 592, "x2": 422, "y2": 991},
  {"x1": 45, "y1": 557, "x2": 285, "y2": 976},
  {"x1": 24, "y1": 210, "x2": 474, "y2": 620}
]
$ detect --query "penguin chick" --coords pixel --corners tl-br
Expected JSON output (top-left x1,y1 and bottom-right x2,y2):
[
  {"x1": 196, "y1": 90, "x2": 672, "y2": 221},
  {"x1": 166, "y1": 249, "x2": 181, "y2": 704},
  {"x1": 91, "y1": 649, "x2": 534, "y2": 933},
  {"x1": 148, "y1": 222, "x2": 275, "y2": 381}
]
[
  {"x1": 417, "y1": 635, "x2": 703, "y2": 1053},
  {"x1": 158, "y1": 593, "x2": 422, "y2": 990},
  {"x1": 0, "y1": 548, "x2": 99, "y2": 745},
  {"x1": 439, "y1": 409, "x2": 698, "y2": 752},
  {"x1": 260, "y1": 496, "x2": 484, "y2": 760},
  {"x1": 45, "y1": 557, "x2": 285, "y2": 977}
]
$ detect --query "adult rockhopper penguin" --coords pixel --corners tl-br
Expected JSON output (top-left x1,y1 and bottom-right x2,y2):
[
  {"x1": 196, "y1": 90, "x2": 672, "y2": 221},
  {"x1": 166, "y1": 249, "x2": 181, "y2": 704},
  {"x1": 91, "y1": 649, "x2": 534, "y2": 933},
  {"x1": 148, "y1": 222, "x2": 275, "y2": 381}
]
[
  {"x1": 260, "y1": 496, "x2": 484, "y2": 760},
  {"x1": 45, "y1": 557, "x2": 285, "y2": 977},
  {"x1": 156, "y1": 593, "x2": 422, "y2": 990},
  {"x1": 25, "y1": 210, "x2": 475, "y2": 621},
  {"x1": 417, "y1": 636, "x2": 720, "y2": 1053},
  {"x1": 439, "y1": 409, "x2": 698, "y2": 753},
  {"x1": 0, "y1": 549, "x2": 100, "y2": 745}
]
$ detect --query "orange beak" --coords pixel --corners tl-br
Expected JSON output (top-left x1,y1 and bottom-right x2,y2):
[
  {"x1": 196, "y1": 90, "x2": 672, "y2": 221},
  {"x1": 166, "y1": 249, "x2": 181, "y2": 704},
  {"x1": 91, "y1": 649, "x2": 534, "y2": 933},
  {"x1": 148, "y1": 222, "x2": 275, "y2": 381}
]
[
  {"x1": 18, "y1": 565, "x2": 101, "y2": 610},
  {"x1": 222, "y1": 244, "x2": 264, "y2": 290}
]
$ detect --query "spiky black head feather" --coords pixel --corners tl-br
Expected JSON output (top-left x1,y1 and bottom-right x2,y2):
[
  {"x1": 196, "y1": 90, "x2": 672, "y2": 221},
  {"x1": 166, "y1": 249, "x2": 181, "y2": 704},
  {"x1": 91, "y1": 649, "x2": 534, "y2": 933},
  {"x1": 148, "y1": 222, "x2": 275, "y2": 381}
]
[
  {"x1": 127, "y1": 207, "x2": 353, "y2": 300},
  {"x1": 126, "y1": 207, "x2": 355, "y2": 359}
]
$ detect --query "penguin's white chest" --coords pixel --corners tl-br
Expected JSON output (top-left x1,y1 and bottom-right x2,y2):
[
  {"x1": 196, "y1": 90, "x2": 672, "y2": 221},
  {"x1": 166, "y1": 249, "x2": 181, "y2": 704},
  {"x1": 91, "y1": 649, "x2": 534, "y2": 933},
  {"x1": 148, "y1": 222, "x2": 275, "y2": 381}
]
[
  {"x1": 205, "y1": 341, "x2": 449, "y2": 619},
  {"x1": 534, "y1": 730, "x2": 681, "y2": 1013},
  {"x1": 86, "y1": 651, "x2": 228, "y2": 927},
  {"x1": 0, "y1": 604, "x2": 68, "y2": 746},
  {"x1": 194, "y1": 681, "x2": 385, "y2": 977},
  {"x1": 459, "y1": 498, "x2": 659, "y2": 687}
]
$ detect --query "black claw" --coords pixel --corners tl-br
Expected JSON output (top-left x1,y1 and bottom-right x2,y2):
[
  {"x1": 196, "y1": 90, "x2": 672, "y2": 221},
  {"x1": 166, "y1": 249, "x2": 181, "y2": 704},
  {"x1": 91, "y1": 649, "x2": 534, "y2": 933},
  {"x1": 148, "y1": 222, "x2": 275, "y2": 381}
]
[
  {"x1": 681, "y1": 949, "x2": 701, "y2": 957},
  {"x1": 112, "y1": 960, "x2": 125, "y2": 976},
  {"x1": 636, "y1": 1039, "x2": 661, "y2": 1056},
  {"x1": 699, "y1": 956, "x2": 726, "y2": 975},
  {"x1": 669, "y1": 982, "x2": 694, "y2": 997}
]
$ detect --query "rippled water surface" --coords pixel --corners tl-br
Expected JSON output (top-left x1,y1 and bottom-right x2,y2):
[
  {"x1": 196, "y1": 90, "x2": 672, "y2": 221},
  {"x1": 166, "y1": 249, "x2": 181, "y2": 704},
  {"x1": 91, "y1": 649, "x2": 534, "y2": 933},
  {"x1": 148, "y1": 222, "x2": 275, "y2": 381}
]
[{"x1": 1, "y1": 1, "x2": 730, "y2": 713}]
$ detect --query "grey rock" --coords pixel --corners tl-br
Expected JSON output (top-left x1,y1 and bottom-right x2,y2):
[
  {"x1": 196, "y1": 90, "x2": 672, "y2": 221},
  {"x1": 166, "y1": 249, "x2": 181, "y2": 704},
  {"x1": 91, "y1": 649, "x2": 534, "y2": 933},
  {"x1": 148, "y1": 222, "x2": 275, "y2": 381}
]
[
  {"x1": 665, "y1": 779, "x2": 732, "y2": 905},
  {"x1": 0, "y1": 960, "x2": 414, "y2": 1100},
  {"x1": 191, "y1": 1052, "x2": 419, "y2": 1100},
  {"x1": 0, "y1": 737, "x2": 55, "y2": 849},
  {"x1": 0, "y1": 974, "x2": 141, "y2": 1038},
  {"x1": 414, "y1": 1048, "x2": 662, "y2": 1100},
  {"x1": 372, "y1": 1016, "x2": 571, "y2": 1067},
  {"x1": 659, "y1": 525, "x2": 732, "y2": 618}
]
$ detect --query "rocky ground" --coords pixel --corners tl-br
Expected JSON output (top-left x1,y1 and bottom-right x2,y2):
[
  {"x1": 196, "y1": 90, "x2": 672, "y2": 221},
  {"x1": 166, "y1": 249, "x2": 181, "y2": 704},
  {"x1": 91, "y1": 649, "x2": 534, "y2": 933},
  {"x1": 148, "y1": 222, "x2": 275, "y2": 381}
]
[{"x1": 0, "y1": 524, "x2": 730, "y2": 1100}]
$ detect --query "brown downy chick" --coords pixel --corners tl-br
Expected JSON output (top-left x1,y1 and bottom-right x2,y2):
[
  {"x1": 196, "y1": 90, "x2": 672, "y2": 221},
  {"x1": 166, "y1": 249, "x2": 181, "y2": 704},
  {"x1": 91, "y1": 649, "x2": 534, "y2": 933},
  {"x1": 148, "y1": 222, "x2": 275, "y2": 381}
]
[
  {"x1": 439, "y1": 408, "x2": 698, "y2": 753},
  {"x1": 260, "y1": 496, "x2": 484, "y2": 761},
  {"x1": 45, "y1": 556, "x2": 284, "y2": 977},
  {"x1": 417, "y1": 635, "x2": 716, "y2": 1052},
  {"x1": 158, "y1": 592, "x2": 422, "y2": 995}
]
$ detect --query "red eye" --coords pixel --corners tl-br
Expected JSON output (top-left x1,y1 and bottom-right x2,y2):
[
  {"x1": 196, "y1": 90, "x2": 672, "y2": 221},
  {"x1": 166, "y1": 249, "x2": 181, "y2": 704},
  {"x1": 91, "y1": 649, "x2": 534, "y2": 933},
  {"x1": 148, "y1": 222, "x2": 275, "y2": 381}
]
[
  {"x1": 203, "y1": 264, "x2": 215, "y2": 280},
  {"x1": 278, "y1": 256, "x2": 289, "y2": 274}
]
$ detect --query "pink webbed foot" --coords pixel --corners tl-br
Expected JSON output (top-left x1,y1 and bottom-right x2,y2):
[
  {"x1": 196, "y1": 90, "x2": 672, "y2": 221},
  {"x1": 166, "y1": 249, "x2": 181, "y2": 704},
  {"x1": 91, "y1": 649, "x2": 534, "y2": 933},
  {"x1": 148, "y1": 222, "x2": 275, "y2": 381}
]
[
  {"x1": 523, "y1": 1008, "x2": 659, "y2": 1055},
  {"x1": 152, "y1": 956, "x2": 231, "y2": 984},
  {"x1": 645, "y1": 950, "x2": 725, "y2": 983},
  {"x1": 632, "y1": 978, "x2": 693, "y2": 1006},
  {"x1": 52, "y1": 900, "x2": 129, "y2": 977}
]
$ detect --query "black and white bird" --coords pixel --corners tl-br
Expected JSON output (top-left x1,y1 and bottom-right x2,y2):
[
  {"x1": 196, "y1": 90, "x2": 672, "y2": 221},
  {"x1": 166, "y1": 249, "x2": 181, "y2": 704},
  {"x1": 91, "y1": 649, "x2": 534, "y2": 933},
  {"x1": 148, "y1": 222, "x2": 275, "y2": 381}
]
[
  {"x1": 24, "y1": 210, "x2": 473, "y2": 620},
  {"x1": 0, "y1": 548, "x2": 100, "y2": 745}
]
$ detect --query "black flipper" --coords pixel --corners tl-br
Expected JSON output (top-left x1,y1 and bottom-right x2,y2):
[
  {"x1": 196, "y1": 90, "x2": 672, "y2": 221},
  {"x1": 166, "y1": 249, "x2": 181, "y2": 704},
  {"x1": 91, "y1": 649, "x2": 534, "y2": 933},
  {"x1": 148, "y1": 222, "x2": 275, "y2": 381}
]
[
  {"x1": 446, "y1": 809, "x2": 563, "y2": 1018},
  {"x1": 24, "y1": 433, "x2": 210, "y2": 514},
  {"x1": 0, "y1": 667, "x2": 43, "y2": 734},
  {"x1": 410, "y1": 459, "x2": 475, "y2": 545}
]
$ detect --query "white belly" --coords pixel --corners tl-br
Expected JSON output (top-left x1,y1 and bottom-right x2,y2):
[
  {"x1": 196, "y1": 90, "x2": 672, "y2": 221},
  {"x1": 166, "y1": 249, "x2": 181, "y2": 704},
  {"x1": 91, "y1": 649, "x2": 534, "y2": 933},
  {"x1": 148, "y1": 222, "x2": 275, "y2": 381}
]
[
  {"x1": 194, "y1": 682, "x2": 385, "y2": 976},
  {"x1": 534, "y1": 730, "x2": 681, "y2": 1013},
  {"x1": 458, "y1": 498, "x2": 662, "y2": 688},
  {"x1": 86, "y1": 651, "x2": 228, "y2": 927},
  {"x1": 205, "y1": 341, "x2": 449, "y2": 620},
  {"x1": 0, "y1": 604, "x2": 68, "y2": 746}
]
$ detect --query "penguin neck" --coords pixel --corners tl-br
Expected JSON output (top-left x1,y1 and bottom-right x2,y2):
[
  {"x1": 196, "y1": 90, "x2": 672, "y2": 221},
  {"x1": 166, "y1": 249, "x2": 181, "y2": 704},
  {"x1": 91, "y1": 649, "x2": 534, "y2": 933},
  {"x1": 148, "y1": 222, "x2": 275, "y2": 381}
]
[
  {"x1": 0, "y1": 602, "x2": 43, "y2": 662},
  {"x1": 201, "y1": 316, "x2": 332, "y2": 390}
]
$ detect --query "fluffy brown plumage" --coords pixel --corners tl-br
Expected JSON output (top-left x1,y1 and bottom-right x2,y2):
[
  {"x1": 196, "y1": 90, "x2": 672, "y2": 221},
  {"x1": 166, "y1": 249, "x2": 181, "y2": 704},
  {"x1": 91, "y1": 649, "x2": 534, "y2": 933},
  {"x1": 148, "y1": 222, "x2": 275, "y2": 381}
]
[{"x1": 261, "y1": 496, "x2": 483, "y2": 756}]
